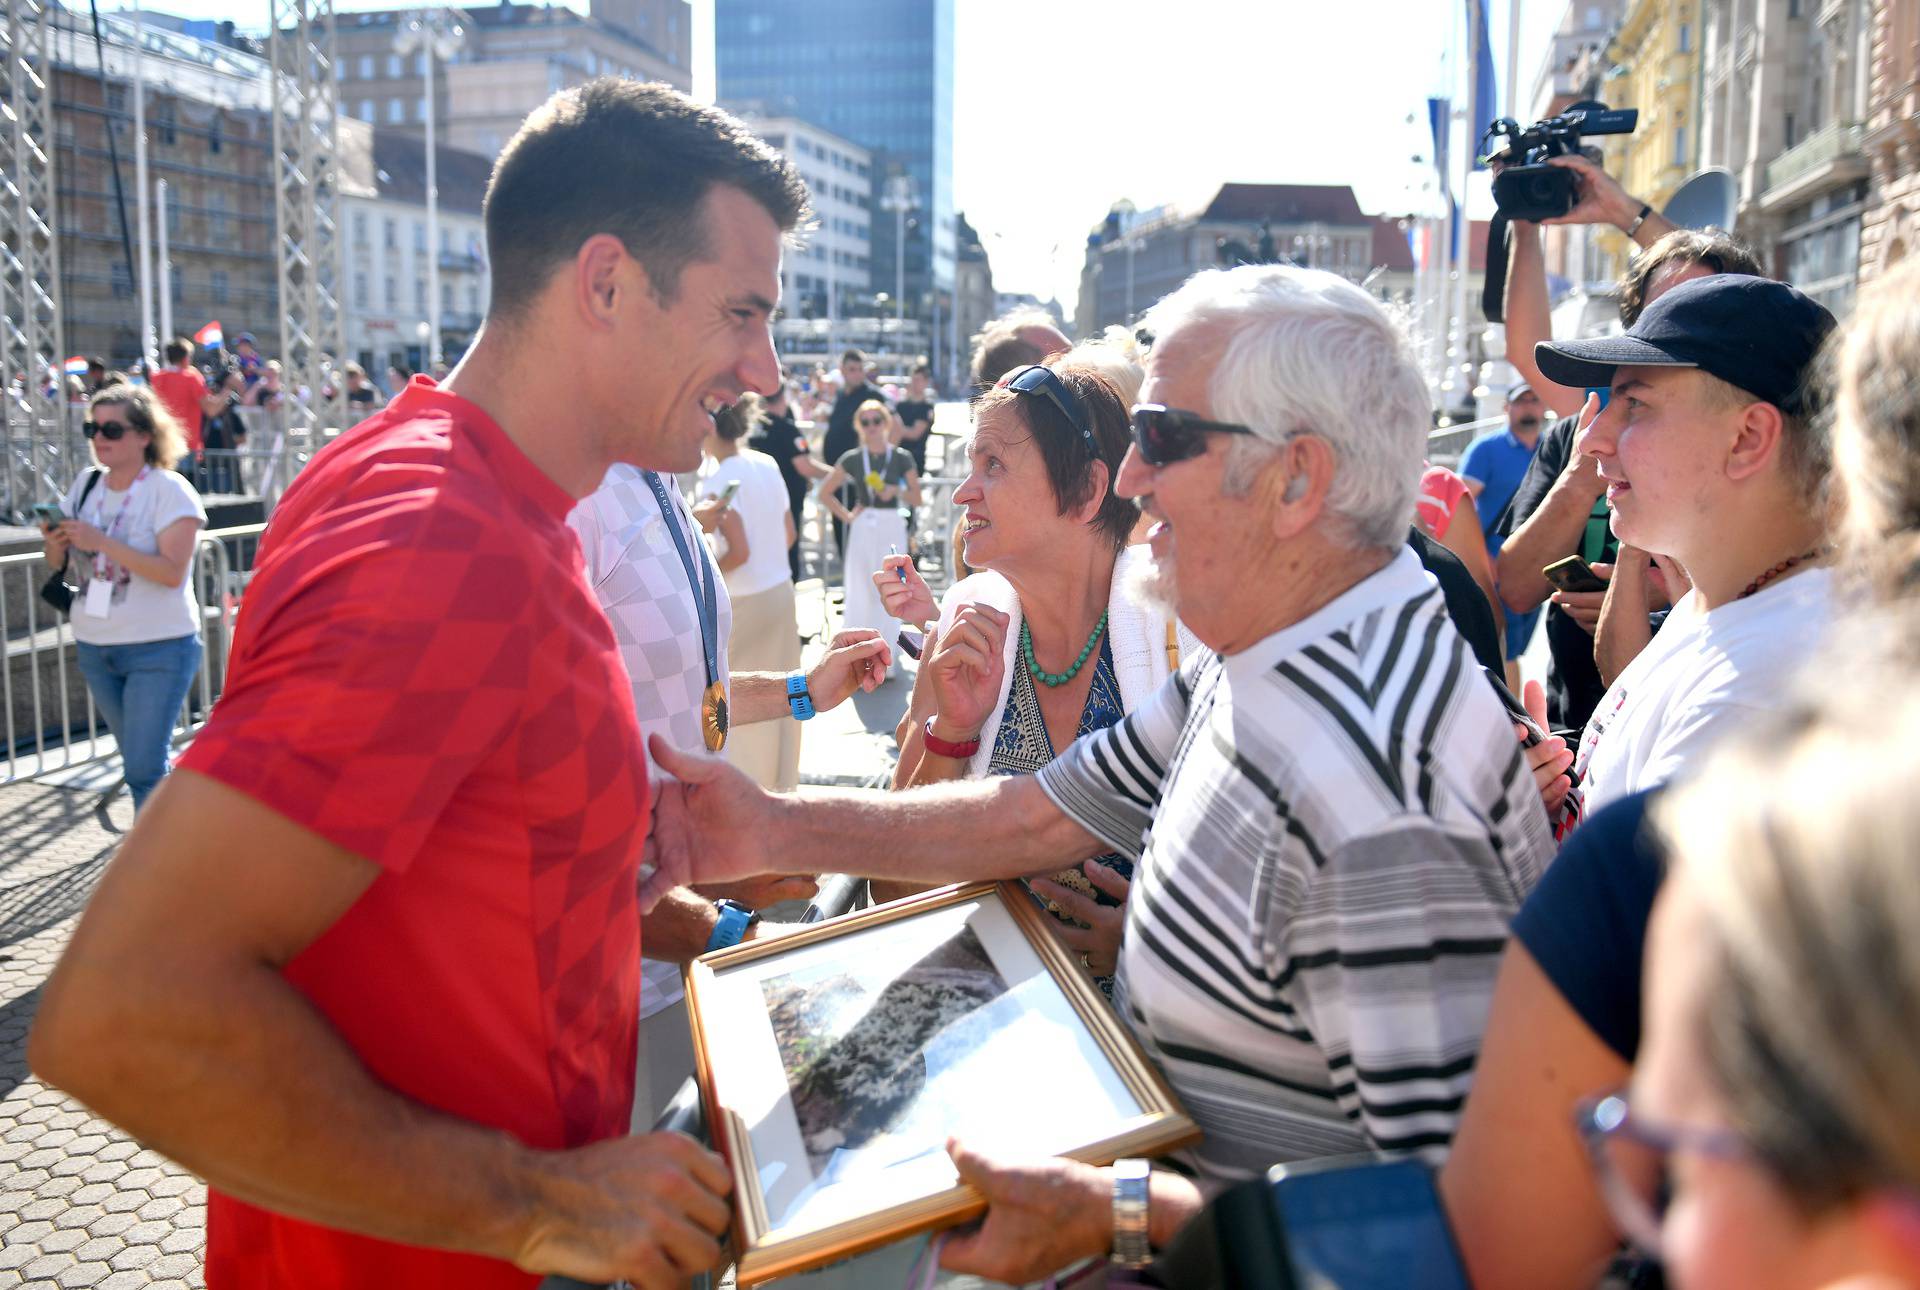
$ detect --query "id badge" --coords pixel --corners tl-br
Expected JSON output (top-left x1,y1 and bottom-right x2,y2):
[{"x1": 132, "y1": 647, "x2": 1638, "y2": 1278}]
[{"x1": 82, "y1": 578, "x2": 113, "y2": 618}]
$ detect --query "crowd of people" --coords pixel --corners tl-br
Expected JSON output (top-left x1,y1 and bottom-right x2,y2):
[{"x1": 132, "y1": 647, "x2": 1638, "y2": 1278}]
[{"x1": 21, "y1": 76, "x2": 1920, "y2": 1290}]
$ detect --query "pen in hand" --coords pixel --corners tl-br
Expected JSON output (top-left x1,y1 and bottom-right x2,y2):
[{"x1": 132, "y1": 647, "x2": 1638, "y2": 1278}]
[{"x1": 889, "y1": 545, "x2": 908, "y2": 582}]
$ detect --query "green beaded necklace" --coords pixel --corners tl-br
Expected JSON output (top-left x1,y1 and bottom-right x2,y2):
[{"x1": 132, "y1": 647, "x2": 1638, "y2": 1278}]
[{"x1": 1021, "y1": 610, "x2": 1108, "y2": 688}]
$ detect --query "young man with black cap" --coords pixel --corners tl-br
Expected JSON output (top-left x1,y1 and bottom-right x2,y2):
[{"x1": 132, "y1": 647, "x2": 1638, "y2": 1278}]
[{"x1": 1534, "y1": 273, "x2": 1837, "y2": 814}]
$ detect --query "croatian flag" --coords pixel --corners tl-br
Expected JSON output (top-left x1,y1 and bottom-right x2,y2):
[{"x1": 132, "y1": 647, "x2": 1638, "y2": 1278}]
[
  {"x1": 63, "y1": 356, "x2": 88, "y2": 376},
  {"x1": 194, "y1": 320, "x2": 223, "y2": 349}
]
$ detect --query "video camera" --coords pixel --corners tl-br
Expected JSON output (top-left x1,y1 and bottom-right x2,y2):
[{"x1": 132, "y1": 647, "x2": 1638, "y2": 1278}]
[{"x1": 1481, "y1": 100, "x2": 1639, "y2": 222}]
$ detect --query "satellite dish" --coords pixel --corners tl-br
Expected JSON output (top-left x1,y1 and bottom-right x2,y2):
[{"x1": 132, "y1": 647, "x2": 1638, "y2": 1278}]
[{"x1": 1664, "y1": 168, "x2": 1738, "y2": 231}]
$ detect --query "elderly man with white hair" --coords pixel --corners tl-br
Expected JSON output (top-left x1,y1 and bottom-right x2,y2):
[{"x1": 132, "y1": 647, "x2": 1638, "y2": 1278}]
[{"x1": 647, "y1": 264, "x2": 1557, "y2": 1281}]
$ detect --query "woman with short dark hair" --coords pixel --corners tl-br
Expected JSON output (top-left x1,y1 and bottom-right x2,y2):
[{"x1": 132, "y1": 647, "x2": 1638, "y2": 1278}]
[{"x1": 40, "y1": 384, "x2": 207, "y2": 810}]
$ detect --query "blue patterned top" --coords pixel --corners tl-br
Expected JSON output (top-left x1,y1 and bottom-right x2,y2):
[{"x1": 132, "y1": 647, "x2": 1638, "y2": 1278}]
[{"x1": 989, "y1": 633, "x2": 1133, "y2": 995}]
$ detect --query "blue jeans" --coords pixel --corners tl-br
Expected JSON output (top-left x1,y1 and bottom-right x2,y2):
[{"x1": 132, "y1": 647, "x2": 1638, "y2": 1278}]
[{"x1": 75, "y1": 634, "x2": 203, "y2": 810}]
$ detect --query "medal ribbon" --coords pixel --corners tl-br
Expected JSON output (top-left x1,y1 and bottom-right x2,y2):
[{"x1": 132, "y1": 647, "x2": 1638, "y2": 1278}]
[{"x1": 642, "y1": 471, "x2": 720, "y2": 695}]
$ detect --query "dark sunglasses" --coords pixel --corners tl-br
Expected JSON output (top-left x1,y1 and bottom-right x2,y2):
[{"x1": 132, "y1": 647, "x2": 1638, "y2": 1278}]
[
  {"x1": 998, "y1": 364, "x2": 1096, "y2": 454},
  {"x1": 82, "y1": 420, "x2": 137, "y2": 441},
  {"x1": 1129, "y1": 404, "x2": 1258, "y2": 466},
  {"x1": 858, "y1": 415, "x2": 889, "y2": 427}
]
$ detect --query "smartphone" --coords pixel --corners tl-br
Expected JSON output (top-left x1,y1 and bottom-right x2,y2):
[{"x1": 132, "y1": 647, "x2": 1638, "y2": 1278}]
[
  {"x1": 1542, "y1": 554, "x2": 1608, "y2": 594},
  {"x1": 897, "y1": 628, "x2": 925, "y2": 661},
  {"x1": 717, "y1": 479, "x2": 742, "y2": 509},
  {"x1": 1483, "y1": 667, "x2": 1549, "y2": 749},
  {"x1": 1269, "y1": 1156, "x2": 1472, "y2": 1290},
  {"x1": 30, "y1": 502, "x2": 65, "y2": 527}
]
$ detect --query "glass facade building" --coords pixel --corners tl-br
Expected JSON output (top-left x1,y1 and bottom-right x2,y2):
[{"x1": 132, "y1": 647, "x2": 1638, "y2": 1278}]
[{"x1": 716, "y1": 0, "x2": 955, "y2": 325}]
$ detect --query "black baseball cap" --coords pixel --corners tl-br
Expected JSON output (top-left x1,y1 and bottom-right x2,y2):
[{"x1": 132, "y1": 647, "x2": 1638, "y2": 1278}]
[{"x1": 1535, "y1": 275, "x2": 1836, "y2": 414}]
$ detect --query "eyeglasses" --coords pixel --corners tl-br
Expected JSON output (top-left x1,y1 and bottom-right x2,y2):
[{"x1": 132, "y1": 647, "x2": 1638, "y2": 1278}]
[
  {"x1": 82, "y1": 420, "x2": 135, "y2": 441},
  {"x1": 1128, "y1": 404, "x2": 1259, "y2": 466},
  {"x1": 1575, "y1": 1091, "x2": 1750, "y2": 1257},
  {"x1": 858, "y1": 415, "x2": 890, "y2": 428},
  {"x1": 998, "y1": 364, "x2": 1096, "y2": 454}
]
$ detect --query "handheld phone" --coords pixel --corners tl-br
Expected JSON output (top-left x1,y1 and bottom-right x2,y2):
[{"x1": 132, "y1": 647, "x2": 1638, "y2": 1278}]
[
  {"x1": 1484, "y1": 667, "x2": 1549, "y2": 748},
  {"x1": 717, "y1": 479, "x2": 742, "y2": 509},
  {"x1": 30, "y1": 502, "x2": 65, "y2": 528},
  {"x1": 1542, "y1": 554, "x2": 1608, "y2": 594},
  {"x1": 897, "y1": 628, "x2": 925, "y2": 661},
  {"x1": 1266, "y1": 1156, "x2": 1472, "y2": 1290}
]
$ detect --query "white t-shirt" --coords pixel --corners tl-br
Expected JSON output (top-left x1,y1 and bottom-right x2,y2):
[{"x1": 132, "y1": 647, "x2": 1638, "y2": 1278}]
[
  {"x1": 1574, "y1": 567, "x2": 1836, "y2": 812},
  {"x1": 62, "y1": 467, "x2": 207, "y2": 646},
  {"x1": 567, "y1": 465, "x2": 733, "y2": 1020},
  {"x1": 696, "y1": 449, "x2": 792, "y2": 598}
]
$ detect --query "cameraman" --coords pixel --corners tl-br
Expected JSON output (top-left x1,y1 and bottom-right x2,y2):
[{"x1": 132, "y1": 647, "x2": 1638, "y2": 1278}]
[{"x1": 1494, "y1": 154, "x2": 1759, "y2": 735}]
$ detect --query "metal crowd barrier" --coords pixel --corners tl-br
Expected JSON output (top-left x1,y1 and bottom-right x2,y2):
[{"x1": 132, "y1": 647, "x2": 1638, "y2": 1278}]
[{"x1": 0, "y1": 523, "x2": 266, "y2": 787}]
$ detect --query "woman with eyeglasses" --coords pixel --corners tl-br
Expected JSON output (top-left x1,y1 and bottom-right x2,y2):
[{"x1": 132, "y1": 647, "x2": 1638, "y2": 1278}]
[
  {"x1": 1596, "y1": 616, "x2": 1920, "y2": 1290},
  {"x1": 1440, "y1": 255, "x2": 1920, "y2": 1290},
  {"x1": 871, "y1": 357, "x2": 1199, "y2": 985},
  {"x1": 40, "y1": 384, "x2": 207, "y2": 811},
  {"x1": 816, "y1": 396, "x2": 921, "y2": 652}
]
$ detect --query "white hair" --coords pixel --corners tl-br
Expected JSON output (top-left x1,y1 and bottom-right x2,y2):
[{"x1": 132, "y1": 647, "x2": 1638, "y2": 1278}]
[
  {"x1": 1140, "y1": 265, "x2": 1429, "y2": 549},
  {"x1": 1059, "y1": 325, "x2": 1146, "y2": 408}
]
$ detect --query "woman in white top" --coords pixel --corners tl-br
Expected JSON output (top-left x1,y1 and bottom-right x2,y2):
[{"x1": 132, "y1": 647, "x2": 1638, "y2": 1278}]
[
  {"x1": 696, "y1": 397, "x2": 803, "y2": 791},
  {"x1": 41, "y1": 384, "x2": 208, "y2": 810},
  {"x1": 817, "y1": 397, "x2": 921, "y2": 653},
  {"x1": 873, "y1": 359, "x2": 1199, "y2": 986}
]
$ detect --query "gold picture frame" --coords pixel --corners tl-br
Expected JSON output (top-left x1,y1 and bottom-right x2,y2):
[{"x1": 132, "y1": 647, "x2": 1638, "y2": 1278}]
[{"x1": 684, "y1": 881, "x2": 1199, "y2": 1286}]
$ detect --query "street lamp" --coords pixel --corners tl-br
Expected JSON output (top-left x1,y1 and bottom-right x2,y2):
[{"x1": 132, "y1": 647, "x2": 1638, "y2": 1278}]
[
  {"x1": 394, "y1": 8, "x2": 466, "y2": 371},
  {"x1": 880, "y1": 173, "x2": 916, "y2": 336}
]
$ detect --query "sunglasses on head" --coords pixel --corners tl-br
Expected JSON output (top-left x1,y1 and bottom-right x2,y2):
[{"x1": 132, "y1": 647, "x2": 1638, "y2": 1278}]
[
  {"x1": 1128, "y1": 404, "x2": 1258, "y2": 466},
  {"x1": 997, "y1": 364, "x2": 1096, "y2": 454},
  {"x1": 82, "y1": 420, "x2": 137, "y2": 441}
]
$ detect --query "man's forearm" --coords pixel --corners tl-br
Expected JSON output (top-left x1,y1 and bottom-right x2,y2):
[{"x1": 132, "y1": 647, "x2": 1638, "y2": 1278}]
[
  {"x1": 1497, "y1": 473, "x2": 1602, "y2": 613},
  {"x1": 1503, "y1": 224, "x2": 1587, "y2": 415},
  {"x1": 641, "y1": 887, "x2": 724, "y2": 963},
  {"x1": 730, "y1": 671, "x2": 799, "y2": 725},
  {"x1": 775, "y1": 774, "x2": 1101, "y2": 885},
  {"x1": 34, "y1": 955, "x2": 544, "y2": 1264}
]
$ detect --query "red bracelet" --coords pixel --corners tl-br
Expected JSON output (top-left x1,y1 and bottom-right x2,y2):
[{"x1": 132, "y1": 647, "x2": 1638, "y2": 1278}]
[{"x1": 922, "y1": 715, "x2": 981, "y2": 759}]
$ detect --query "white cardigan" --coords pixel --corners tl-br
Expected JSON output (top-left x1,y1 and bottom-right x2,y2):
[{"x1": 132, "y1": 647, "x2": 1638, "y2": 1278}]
[{"x1": 930, "y1": 545, "x2": 1204, "y2": 778}]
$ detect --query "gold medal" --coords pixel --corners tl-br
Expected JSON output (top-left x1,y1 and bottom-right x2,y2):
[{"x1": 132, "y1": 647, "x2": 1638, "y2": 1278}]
[
  {"x1": 864, "y1": 470, "x2": 886, "y2": 492},
  {"x1": 702, "y1": 681, "x2": 729, "y2": 752}
]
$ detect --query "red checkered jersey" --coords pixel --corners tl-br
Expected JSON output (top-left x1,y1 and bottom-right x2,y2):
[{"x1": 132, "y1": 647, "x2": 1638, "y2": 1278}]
[{"x1": 179, "y1": 377, "x2": 648, "y2": 1288}]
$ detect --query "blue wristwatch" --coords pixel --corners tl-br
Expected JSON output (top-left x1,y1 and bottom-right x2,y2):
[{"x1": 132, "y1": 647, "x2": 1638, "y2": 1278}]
[
  {"x1": 704, "y1": 899, "x2": 758, "y2": 954},
  {"x1": 786, "y1": 671, "x2": 815, "y2": 721}
]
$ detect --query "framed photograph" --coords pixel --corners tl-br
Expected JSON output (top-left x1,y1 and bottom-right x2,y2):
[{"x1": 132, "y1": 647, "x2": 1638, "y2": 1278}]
[{"x1": 685, "y1": 881, "x2": 1200, "y2": 1285}]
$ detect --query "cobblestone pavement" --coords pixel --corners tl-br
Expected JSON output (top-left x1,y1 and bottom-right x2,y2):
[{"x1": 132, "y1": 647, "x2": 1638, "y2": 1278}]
[
  {"x1": 0, "y1": 779, "x2": 207, "y2": 1289},
  {"x1": 0, "y1": 610, "x2": 909, "y2": 1288}
]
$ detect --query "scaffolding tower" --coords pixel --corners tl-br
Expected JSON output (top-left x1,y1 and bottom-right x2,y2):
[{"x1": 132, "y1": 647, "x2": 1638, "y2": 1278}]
[
  {"x1": 1, "y1": 0, "x2": 63, "y2": 435},
  {"x1": 269, "y1": 0, "x2": 344, "y2": 432}
]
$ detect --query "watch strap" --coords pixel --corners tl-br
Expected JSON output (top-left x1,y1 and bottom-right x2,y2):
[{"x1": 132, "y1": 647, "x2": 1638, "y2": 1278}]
[
  {"x1": 922, "y1": 714, "x2": 981, "y2": 760},
  {"x1": 786, "y1": 671, "x2": 815, "y2": 721},
  {"x1": 1624, "y1": 202, "x2": 1653, "y2": 238},
  {"x1": 1111, "y1": 1158, "x2": 1151, "y2": 1268},
  {"x1": 704, "y1": 900, "x2": 756, "y2": 954}
]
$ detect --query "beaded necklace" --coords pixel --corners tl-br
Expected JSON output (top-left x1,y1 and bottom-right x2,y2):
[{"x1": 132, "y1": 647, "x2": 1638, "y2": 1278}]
[
  {"x1": 1022, "y1": 610, "x2": 1108, "y2": 688},
  {"x1": 1737, "y1": 550, "x2": 1821, "y2": 600}
]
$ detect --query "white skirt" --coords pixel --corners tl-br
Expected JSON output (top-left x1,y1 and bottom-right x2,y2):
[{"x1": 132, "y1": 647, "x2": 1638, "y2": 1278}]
[{"x1": 840, "y1": 507, "x2": 908, "y2": 643}]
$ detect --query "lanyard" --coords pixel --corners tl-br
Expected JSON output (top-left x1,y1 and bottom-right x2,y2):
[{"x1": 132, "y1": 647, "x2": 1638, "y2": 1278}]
[
  {"x1": 642, "y1": 471, "x2": 720, "y2": 691},
  {"x1": 91, "y1": 467, "x2": 148, "y2": 577},
  {"x1": 861, "y1": 445, "x2": 893, "y2": 498}
]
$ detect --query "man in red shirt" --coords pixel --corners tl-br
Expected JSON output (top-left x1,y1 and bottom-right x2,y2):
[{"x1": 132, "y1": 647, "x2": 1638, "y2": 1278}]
[
  {"x1": 148, "y1": 337, "x2": 217, "y2": 458},
  {"x1": 30, "y1": 80, "x2": 809, "y2": 1289}
]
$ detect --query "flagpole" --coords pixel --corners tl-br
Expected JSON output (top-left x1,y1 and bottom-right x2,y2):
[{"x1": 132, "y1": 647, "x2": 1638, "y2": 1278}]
[
  {"x1": 157, "y1": 178, "x2": 173, "y2": 347},
  {"x1": 1450, "y1": 0, "x2": 1477, "y2": 417},
  {"x1": 133, "y1": 6, "x2": 156, "y2": 374}
]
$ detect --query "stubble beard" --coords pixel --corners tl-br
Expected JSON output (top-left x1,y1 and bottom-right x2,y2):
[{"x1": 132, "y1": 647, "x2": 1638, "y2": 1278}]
[{"x1": 1122, "y1": 549, "x2": 1180, "y2": 619}]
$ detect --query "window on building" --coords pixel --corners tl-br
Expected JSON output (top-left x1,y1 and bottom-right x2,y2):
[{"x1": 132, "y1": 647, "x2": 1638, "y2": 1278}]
[
  {"x1": 387, "y1": 53, "x2": 403, "y2": 77},
  {"x1": 387, "y1": 99, "x2": 404, "y2": 124},
  {"x1": 212, "y1": 270, "x2": 229, "y2": 303},
  {"x1": 385, "y1": 275, "x2": 397, "y2": 307},
  {"x1": 106, "y1": 84, "x2": 127, "y2": 115},
  {"x1": 358, "y1": 98, "x2": 375, "y2": 121},
  {"x1": 416, "y1": 278, "x2": 427, "y2": 311},
  {"x1": 384, "y1": 217, "x2": 397, "y2": 249},
  {"x1": 1787, "y1": 0, "x2": 1801, "y2": 15},
  {"x1": 171, "y1": 271, "x2": 183, "y2": 304},
  {"x1": 1785, "y1": 112, "x2": 1797, "y2": 147},
  {"x1": 358, "y1": 54, "x2": 374, "y2": 79},
  {"x1": 1678, "y1": 22, "x2": 1691, "y2": 51},
  {"x1": 441, "y1": 282, "x2": 453, "y2": 311},
  {"x1": 414, "y1": 51, "x2": 427, "y2": 75},
  {"x1": 468, "y1": 284, "x2": 480, "y2": 315},
  {"x1": 209, "y1": 192, "x2": 230, "y2": 241},
  {"x1": 354, "y1": 212, "x2": 368, "y2": 245},
  {"x1": 156, "y1": 101, "x2": 176, "y2": 145},
  {"x1": 356, "y1": 272, "x2": 369, "y2": 307},
  {"x1": 1674, "y1": 126, "x2": 1687, "y2": 166},
  {"x1": 416, "y1": 96, "x2": 428, "y2": 122},
  {"x1": 111, "y1": 262, "x2": 133, "y2": 298},
  {"x1": 414, "y1": 221, "x2": 427, "y2": 253},
  {"x1": 208, "y1": 119, "x2": 222, "y2": 154}
]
